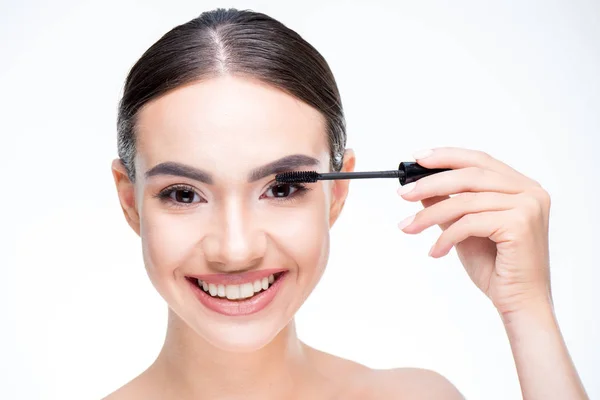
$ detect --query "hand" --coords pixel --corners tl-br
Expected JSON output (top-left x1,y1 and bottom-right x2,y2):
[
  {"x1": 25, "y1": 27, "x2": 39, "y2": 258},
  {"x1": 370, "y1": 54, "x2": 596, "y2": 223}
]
[{"x1": 397, "y1": 147, "x2": 552, "y2": 316}]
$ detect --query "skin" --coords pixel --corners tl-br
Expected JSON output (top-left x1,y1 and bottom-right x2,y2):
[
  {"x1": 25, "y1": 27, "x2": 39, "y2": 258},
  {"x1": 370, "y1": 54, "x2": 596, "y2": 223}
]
[{"x1": 108, "y1": 75, "x2": 587, "y2": 399}]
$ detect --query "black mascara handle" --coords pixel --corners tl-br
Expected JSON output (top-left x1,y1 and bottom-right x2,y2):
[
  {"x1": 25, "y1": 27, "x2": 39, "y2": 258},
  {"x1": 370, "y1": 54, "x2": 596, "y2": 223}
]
[{"x1": 398, "y1": 162, "x2": 450, "y2": 185}]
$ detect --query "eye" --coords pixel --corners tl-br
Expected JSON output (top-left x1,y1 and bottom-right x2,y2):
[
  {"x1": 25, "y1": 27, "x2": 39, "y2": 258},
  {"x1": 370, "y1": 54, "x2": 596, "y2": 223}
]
[
  {"x1": 155, "y1": 184, "x2": 205, "y2": 206},
  {"x1": 263, "y1": 183, "x2": 307, "y2": 199},
  {"x1": 170, "y1": 188, "x2": 201, "y2": 204}
]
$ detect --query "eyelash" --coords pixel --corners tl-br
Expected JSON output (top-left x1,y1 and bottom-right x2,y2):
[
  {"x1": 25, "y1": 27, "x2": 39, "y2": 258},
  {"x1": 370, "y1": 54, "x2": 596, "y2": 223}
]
[
  {"x1": 262, "y1": 182, "x2": 310, "y2": 205},
  {"x1": 154, "y1": 184, "x2": 204, "y2": 208},
  {"x1": 154, "y1": 182, "x2": 310, "y2": 208}
]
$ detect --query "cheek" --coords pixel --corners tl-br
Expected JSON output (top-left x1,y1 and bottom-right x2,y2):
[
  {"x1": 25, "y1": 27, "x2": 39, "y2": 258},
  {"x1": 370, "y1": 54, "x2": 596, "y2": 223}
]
[
  {"x1": 270, "y1": 196, "x2": 331, "y2": 284},
  {"x1": 140, "y1": 206, "x2": 203, "y2": 280}
]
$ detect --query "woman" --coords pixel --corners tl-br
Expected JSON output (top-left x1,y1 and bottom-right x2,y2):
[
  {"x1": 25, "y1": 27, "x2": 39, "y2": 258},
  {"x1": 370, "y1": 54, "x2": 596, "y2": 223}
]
[{"x1": 107, "y1": 8, "x2": 588, "y2": 399}]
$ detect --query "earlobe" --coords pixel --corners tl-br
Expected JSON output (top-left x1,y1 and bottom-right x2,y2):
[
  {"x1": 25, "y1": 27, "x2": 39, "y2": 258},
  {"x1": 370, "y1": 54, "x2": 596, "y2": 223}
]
[
  {"x1": 329, "y1": 149, "x2": 356, "y2": 227},
  {"x1": 111, "y1": 159, "x2": 141, "y2": 236}
]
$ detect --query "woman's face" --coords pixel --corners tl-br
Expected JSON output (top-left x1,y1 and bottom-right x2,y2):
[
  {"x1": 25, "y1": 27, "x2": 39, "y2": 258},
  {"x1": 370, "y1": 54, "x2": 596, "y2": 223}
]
[{"x1": 113, "y1": 76, "x2": 353, "y2": 351}]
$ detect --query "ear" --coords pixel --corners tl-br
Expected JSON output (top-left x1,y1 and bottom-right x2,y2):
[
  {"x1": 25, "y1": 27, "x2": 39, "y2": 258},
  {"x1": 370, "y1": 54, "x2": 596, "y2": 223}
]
[
  {"x1": 329, "y1": 149, "x2": 356, "y2": 227},
  {"x1": 111, "y1": 159, "x2": 141, "y2": 236}
]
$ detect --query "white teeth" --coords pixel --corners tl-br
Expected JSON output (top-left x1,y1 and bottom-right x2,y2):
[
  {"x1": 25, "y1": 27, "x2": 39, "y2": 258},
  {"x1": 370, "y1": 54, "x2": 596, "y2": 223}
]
[
  {"x1": 198, "y1": 274, "x2": 281, "y2": 300},
  {"x1": 240, "y1": 283, "x2": 254, "y2": 298},
  {"x1": 226, "y1": 285, "x2": 240, "y2": 300}
]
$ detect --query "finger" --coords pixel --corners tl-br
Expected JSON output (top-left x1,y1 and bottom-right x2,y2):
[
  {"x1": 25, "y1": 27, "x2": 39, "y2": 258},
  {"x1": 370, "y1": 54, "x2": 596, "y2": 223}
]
[
  {"x1": 428, "y1": 210, "x2": 508, "y2": 258},
  {"x1": 399, "y1": 167, "x2": 529, "y2": 202},
  {"x1": 402, "y1": 192, "x2": 516, "y2": 234},
  {"x1": 420, "y1": 195, "x2": 451, "y2": 230},
  {"x1": 420, "y1": 195, "x2": 448, "y2": 208},
  {"x1": 413, "y1": 147, "x2": 534, "y2": 184}
]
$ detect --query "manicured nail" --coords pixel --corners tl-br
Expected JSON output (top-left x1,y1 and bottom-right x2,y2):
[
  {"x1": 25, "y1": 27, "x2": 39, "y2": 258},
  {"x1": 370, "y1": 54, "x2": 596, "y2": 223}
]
[
  {"x1": 397, "y1": 215, "x2": 415, "y2": 230},
  {"x1": 428, "y1": 244, "x2": 436, "y2": 257},
  {"x1": 413, "y1": 149, "x2": 433, "y2": 159},
  {"x1": 397, "y1": 182, "x2": 416, "y2": 196}
]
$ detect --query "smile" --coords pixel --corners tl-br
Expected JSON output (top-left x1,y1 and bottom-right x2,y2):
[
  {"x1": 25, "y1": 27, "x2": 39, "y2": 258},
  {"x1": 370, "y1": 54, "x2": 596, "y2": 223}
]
[
  {"x1": 185, "y1": 270, "x2": 288, "y2": 316},
  {"x1": 196, "y1": 272, "x2": 282, "y2": 300}
]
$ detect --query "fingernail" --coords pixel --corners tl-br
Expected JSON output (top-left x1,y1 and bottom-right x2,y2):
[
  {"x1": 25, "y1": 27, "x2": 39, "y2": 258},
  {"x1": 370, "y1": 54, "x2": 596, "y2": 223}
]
[
  {"x1": 397, "y1": 182, "x2": 416, "y2": 196},
  {"x1": 397, "y1": 214, "x2": 415, "y2": 230},
  {"x1": 428, "y1": 244, "x2": 435, "y2": 257},
  {"x1": 413, "y1": 149, "x2": 433, "y2": 159}
]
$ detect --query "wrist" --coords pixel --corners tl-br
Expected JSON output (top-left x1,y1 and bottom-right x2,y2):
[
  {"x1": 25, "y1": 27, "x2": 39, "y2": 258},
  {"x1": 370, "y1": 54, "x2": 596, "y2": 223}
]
[
  {"x1": 496, "y1": 293, "x2": 589, "y2": 399},
  {"x1": 494, "y1": 284, "x2": 553, "y2": 320},
  {"x1": 499, "y1": 296, "x2": 589, "y2": 399},
  {"x1": 500, "y1": 296, "x2": 556, "y2": 332}
]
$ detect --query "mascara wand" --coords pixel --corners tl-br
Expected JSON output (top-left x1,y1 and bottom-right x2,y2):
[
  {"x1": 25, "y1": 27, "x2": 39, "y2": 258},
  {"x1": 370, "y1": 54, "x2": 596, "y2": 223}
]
[{"x1": 275, "y1": 162, "x2": 450, "y2": 185}]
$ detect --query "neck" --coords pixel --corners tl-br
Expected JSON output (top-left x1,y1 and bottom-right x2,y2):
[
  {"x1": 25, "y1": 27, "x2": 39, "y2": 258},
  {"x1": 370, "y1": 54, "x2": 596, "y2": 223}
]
[{"x1": 151, "y1": 310, "x2": 315, "y2": 399}]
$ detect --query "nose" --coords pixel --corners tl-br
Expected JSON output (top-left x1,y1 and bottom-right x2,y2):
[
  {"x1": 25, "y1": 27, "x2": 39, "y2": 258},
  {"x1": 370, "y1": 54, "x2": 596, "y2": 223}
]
[{"x1": 201, "y1": 199, "x2": 267, "y2": 272}]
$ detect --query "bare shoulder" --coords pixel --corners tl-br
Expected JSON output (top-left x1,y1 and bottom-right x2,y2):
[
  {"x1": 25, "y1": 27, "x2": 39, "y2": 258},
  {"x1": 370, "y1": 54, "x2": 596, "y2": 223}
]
[
  {"x1": 101, "y1": 379, "x2": 143, "y2": 400},
  {"x1": 102, "y1": 388, "x2": 128, "y2": 400},
  {"x1": 304, "y1": 344, "x2": 462, "y2": 399},
  {"x1": 101, "y1": 384, "x2": 134, "y2": 400},
  {"x1": 359, "y1": 368, "x2": 464, "y2": 400},
  {"x1": 100, "y1": 368, "x2": 161, "y2": 400}
]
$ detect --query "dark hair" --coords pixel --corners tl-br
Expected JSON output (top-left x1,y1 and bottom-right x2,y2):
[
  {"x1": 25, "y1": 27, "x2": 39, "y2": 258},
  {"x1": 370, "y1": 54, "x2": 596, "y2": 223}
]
[{"x1": 117, "y1": 8, "x2": 346, "y2": 182}]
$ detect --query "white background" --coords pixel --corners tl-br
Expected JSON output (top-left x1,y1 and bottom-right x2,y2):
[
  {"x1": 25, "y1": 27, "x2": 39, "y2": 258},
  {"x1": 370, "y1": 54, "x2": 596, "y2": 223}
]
[{"x1": 1, "y1": 0, "x2": 599, "y2": 399}]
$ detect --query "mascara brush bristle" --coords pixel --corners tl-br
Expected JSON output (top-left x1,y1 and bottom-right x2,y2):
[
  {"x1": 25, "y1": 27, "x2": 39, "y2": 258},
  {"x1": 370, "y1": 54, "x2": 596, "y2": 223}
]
[{"x1": 275, "y1": 171, "x2": 320, "y2": 183}]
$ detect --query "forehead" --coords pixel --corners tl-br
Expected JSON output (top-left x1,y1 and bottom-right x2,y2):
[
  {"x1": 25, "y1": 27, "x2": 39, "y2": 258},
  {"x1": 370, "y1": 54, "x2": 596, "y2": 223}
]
[{"x1": 135, "y1": 76, "x2": 329, "y2": 176}]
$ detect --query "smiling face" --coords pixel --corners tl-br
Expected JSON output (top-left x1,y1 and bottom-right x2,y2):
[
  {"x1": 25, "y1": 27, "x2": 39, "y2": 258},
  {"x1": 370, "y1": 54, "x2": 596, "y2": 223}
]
[{"x1": 113, "y1": 75, "x2": 354, "y2": 351}]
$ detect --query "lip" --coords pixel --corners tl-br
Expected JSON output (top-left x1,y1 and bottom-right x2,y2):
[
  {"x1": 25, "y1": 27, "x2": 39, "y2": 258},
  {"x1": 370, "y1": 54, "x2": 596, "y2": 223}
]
[
  {"x1": 187, "y1": 271, "x2": 288, "y2": 316},
  {"x1": 187, "y1": 268, "x2": 287, "y2": 285}
]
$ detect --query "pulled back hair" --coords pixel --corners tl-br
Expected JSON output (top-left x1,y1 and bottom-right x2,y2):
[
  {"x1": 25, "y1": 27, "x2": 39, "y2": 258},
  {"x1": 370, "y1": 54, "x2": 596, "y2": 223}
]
[{"x1": 117, "y1": 8, "x2": 346, "y2": 182}]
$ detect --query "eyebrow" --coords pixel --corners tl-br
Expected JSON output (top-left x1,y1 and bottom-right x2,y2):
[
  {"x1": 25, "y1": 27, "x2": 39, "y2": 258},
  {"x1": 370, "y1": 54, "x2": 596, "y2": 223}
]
[
  {"x1": 144, "y1": 154, "x2": 320, "y2": 184},
  {"x1": 248, "y1": 154, "x2": 320, "y2": 182},
  {"x1": 145, "y1": 161, "x2": 213, "y2": 183}
]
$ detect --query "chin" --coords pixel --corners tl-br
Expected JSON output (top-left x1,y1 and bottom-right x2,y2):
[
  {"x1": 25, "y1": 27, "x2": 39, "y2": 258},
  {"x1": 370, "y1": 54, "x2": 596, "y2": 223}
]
[
  {"x1": 161, "y1": 273, "x2": 300, "y2": 353},
  {"x1": 195, "y1": 320, "x2": 288, "y2": 353}
]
